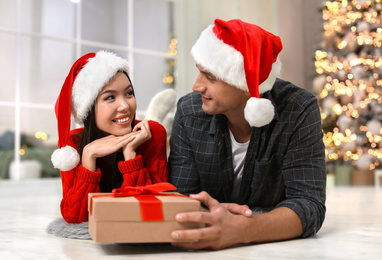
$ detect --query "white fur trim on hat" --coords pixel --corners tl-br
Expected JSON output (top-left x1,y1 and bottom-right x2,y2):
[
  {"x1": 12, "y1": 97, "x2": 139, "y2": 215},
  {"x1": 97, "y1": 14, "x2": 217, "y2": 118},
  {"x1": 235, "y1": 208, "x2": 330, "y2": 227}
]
[
  {"x1": 51, "y1": 145, "x2": 80, "y2": 171},
  {"x1": 191, "y1": 25, "x2": 247, "y2": 91},
  {"x1": 244, "y1": 97, "x2": 275, "y2": 127},
  {"x1": 71, "y1": 51, "x2": 130, "y2": 124}
]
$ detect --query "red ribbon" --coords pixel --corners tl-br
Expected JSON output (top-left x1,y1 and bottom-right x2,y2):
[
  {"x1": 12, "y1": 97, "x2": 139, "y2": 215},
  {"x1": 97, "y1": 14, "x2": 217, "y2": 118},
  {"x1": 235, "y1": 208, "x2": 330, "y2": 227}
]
[
  {"x1": 112, "y1": 182, "x2": 177, "y2": 196},
  {"x1": 89, "y1": 182, "x2": 186, "y2": 221}
]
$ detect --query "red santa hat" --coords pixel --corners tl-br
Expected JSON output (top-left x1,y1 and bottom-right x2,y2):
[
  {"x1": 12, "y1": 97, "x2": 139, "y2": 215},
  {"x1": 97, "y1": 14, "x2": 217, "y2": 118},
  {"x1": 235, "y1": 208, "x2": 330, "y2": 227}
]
[
  {"x1": 51, "y1": 50, "x2": 130, "y2": 171},
  {"x1": 191, "y1": 19, "x2": 283, "y2": 127}
]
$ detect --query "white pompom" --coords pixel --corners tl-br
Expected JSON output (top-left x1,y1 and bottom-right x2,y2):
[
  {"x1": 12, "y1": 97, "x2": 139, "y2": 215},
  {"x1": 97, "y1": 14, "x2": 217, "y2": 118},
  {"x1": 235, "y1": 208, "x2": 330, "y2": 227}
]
[
  {"x1": 51, "y1": 145, "x2": 80, "y2": 171},
  {"x1": 244, "y1": 97, "x2": 275, "y2": 127}
]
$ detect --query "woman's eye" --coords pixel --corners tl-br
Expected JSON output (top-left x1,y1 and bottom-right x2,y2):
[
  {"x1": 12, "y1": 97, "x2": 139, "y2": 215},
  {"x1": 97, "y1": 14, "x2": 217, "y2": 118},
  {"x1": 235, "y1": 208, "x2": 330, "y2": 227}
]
[
  {"x1": 126, "y1": 90, "x2": 134, "y2": 97},
  {"x1": 104, "y1": 95, "x2": 115, "y2": 101}
]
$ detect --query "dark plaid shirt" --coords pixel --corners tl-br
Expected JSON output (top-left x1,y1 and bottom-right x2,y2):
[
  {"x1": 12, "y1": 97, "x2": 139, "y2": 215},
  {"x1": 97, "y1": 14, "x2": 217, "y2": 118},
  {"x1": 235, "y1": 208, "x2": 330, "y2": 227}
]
[{"x1": 168, "y1": 78, "x2": 326, "y2": 238}]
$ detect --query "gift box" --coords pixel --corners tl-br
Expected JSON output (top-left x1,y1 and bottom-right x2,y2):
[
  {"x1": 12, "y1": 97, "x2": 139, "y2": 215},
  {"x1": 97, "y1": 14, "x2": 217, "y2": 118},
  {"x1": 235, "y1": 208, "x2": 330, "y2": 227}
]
[{"x1": 88, "y1": 183, "x2": 201, "y2": 243}]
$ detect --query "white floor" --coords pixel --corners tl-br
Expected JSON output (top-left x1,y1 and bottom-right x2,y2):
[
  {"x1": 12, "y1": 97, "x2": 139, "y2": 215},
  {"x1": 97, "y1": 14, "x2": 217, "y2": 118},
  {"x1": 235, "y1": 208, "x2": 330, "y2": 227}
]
[{"x1": 0, "y1": 178, "x2": 381, "y2": 260}]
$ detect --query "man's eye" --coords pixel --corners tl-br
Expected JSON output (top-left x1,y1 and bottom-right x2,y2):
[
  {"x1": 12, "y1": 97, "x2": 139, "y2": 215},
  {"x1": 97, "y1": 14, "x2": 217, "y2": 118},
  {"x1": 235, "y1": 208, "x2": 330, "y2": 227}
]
[{"x1": 207, "y1": 75, "x2": 216, "y2": 81}]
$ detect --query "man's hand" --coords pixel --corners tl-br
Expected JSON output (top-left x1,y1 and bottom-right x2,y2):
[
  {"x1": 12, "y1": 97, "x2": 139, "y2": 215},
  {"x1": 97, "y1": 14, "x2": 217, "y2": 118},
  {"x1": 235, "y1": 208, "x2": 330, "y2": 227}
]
[
  {"x1": 170, "y1": 191, "x2": 252, "y2": 250},
  {"x1": 221, "y1": 202, "x2": 252, "y2": 217},
  {"x1": 171, "y1": 192, "x2": 304, "y2": 250}
]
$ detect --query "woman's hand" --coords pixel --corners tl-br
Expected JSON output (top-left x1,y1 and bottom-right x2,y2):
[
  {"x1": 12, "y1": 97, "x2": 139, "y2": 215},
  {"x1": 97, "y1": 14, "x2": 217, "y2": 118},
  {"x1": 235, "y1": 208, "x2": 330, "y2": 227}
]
[
  {"x1": 122, "y1": 119, "x2": 152, "y2": 160},
  {"x1": 82, "y1": 134, "x2": 136, "y2": 172}
]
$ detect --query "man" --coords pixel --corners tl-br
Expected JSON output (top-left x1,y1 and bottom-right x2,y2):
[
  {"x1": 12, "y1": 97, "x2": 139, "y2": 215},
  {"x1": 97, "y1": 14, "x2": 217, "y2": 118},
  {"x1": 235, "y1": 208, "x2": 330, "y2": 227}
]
[{"x1": 168, "y1": 19, "x2": 326, "y2": 250}]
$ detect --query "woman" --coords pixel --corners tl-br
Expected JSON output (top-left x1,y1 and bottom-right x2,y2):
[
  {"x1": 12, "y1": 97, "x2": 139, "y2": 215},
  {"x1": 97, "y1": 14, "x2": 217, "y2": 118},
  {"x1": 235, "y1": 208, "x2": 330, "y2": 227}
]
[{"x1": 51, "y1": 51, "x2": 168, "y2": 223}]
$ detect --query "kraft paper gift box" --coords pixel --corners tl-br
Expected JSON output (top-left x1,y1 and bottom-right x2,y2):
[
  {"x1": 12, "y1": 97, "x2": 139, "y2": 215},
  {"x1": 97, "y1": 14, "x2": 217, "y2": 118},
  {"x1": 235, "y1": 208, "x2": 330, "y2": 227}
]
[{"x1": 88, "y1": 183, "x2": 201, "y2": 243}]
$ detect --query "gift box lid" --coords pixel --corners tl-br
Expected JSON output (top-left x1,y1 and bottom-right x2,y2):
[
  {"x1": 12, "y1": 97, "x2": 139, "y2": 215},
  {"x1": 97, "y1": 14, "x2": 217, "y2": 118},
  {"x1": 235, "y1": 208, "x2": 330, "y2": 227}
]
[{"x1": 88, "y1": 192, "x2": 201, "y2": 222}]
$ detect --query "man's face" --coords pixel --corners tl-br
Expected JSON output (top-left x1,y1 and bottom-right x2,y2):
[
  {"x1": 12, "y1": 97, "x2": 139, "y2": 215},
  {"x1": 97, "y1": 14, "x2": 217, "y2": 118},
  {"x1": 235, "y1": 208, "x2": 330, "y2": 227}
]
[{"x1": 192, "y1": 64, "x2": 250, "y2": 117}]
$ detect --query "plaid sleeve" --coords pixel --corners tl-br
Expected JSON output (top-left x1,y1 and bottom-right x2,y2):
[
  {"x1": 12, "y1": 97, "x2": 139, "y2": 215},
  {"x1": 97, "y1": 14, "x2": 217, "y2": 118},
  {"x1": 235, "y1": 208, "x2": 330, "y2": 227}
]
[
  {"x1": 168, "y1": 96, "x2": 201, "y2": 195},
  {"x1": 276, "y1": 93, "x2": 326, "y2": 237}
]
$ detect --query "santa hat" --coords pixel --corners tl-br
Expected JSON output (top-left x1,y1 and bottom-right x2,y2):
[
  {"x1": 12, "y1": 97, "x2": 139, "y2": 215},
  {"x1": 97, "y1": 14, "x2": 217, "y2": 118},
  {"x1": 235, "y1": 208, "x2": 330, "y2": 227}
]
[
  {"x1": 51, "y1": 50, "x2": 130, "y2": 171},
  {"x1": 191, "y1": 19, "x2": 283, "y2": 127}
]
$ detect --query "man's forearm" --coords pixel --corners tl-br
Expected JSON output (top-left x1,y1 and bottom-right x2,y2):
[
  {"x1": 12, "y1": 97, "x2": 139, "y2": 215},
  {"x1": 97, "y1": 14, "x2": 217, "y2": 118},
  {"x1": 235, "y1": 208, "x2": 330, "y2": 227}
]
[{"x1": 242, "y1": 206, "x2": 303, "y2": 243}]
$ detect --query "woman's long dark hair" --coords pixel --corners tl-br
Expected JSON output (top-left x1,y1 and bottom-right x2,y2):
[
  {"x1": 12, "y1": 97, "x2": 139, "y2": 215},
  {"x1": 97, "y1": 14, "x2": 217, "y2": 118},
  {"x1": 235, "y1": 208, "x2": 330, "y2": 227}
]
[{"x1": 78, "y1": 70, "x2": 135, "y2": 191}]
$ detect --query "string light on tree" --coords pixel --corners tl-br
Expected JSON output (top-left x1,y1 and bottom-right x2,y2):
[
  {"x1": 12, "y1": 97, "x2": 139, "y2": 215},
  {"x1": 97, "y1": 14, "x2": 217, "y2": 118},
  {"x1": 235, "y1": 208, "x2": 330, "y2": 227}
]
[{"x1": 162, "y1": 37, "x2": 177, "y2": 87}]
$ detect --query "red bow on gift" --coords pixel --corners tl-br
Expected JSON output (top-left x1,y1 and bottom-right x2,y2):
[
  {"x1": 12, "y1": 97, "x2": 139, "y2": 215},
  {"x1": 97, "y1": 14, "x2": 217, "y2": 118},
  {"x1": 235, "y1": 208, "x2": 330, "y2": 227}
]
[
  {"x1": 89, "y1": 182, "x2": 186, "y2": 221},
  {"x1": 112, "y1": 182, "x2": 177, "y2": 196}
]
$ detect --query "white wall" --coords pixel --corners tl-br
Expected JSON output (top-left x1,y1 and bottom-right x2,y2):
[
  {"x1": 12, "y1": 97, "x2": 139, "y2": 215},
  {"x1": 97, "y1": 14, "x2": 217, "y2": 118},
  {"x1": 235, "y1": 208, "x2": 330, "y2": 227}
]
[{"x1": 277, "y1": 0, "x2": 323, "y2": 91}]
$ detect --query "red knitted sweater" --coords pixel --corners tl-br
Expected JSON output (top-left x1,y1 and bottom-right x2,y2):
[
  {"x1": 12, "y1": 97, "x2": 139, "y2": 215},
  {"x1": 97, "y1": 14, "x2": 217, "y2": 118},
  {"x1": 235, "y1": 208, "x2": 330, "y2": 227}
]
[{"x1": 59, "y1": 120, "x2": 168, "y2": 223}]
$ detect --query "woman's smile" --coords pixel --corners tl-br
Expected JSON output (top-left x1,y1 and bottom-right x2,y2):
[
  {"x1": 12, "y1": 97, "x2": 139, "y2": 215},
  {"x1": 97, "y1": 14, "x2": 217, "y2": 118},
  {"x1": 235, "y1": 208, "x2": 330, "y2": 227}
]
[{"x1": 113, "y1": 115, "x2": 131, "y2": 125}]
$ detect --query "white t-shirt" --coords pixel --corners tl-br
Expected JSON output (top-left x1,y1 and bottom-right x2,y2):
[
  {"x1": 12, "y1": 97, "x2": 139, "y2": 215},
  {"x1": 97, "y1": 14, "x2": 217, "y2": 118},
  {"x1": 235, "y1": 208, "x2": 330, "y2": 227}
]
[{"x1": 228, "y1": 129, "x2": 249, "y2": 202}]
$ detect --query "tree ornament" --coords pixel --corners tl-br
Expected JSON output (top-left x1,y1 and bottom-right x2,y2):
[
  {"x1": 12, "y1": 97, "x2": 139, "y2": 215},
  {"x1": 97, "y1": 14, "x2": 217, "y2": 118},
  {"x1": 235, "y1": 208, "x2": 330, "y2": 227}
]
[{"x1": 366, "y1": 119, "x2": 382, "y2": 135}]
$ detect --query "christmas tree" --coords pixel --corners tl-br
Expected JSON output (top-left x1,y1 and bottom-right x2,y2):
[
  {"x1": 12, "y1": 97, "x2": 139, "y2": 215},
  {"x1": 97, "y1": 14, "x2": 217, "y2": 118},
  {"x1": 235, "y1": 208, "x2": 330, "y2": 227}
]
[{"x1": 313, "y1": 0, "x2": 382, "y2": 173}]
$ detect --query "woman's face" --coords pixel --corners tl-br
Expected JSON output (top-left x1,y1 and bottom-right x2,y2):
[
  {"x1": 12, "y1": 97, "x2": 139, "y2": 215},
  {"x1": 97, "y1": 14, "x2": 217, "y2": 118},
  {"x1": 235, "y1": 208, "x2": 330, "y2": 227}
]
[{"x1": 94, "y1": 71, "x2": 136, "y2": 136}]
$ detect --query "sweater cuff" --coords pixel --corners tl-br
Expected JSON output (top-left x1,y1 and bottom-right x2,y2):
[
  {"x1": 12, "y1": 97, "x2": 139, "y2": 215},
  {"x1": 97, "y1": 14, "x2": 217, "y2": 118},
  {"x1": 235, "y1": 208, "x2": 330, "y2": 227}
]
[
  {"x1": 119, "y1": 155, "x2": 144, "y2": 173},
  {"x1": 76, "y1": 164, "x2": 102, "y2": 183}
]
